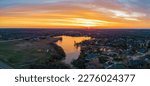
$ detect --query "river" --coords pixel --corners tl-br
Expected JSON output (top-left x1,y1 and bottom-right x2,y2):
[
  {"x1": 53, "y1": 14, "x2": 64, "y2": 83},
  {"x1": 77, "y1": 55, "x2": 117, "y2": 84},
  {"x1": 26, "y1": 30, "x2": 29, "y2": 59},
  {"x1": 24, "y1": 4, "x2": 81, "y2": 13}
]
[{"x1": 56, "y1": 36, "x2": 91, "y2": 64}]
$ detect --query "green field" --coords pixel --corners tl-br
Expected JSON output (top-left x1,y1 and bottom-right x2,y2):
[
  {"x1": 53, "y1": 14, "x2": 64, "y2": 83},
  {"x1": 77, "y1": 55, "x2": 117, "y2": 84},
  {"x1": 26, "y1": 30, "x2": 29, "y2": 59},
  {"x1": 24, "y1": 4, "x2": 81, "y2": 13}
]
[{"x1": 0, "y1": 39, "x2": 69, "y2": 69}]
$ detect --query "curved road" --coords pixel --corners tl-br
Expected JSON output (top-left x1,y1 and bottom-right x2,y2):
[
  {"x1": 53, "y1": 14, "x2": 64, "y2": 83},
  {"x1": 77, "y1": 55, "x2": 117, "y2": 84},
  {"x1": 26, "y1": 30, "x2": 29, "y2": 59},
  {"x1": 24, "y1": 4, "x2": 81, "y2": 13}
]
[
  {"x1": 0, "y1": 61, "x2": 12, "y2": 69},
  {"x1": 0, "y1": 39, "x2": 23, "y2": 43}
]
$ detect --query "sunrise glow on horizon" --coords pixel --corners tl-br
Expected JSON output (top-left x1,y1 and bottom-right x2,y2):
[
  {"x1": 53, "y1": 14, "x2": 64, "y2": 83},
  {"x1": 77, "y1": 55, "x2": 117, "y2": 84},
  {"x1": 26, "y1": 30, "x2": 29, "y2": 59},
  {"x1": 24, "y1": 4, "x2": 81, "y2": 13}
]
[{"x1": 0, "y1": 0, "x2": 150, "y2": 29}]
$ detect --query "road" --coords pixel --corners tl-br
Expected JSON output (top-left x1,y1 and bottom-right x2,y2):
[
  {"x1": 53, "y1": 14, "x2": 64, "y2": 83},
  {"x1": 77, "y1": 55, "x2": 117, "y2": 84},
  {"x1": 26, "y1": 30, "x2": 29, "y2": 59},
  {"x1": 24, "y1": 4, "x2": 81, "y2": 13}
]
[
  {"x1": 0, "y1": 61, "x2": 13, "y2": 69},
  {"x1": 0, "y1": 39, "x2": 23, "y2": 43}
]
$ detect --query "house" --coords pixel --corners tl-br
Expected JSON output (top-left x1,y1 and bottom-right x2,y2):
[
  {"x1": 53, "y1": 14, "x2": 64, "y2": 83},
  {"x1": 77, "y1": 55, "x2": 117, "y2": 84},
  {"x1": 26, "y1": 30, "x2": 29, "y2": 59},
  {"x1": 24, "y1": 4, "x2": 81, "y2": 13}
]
[
  {"x1": 128, "y1": 60, "x2": 145, "y2": 68},
  {"x1": 103, "y1": 61, "x2": 113, "y2": 68},
  {"x1": 144, "y1": 55, "x2": 150, "y2": 64},
  {"x1": 85, "y1": 53, "x2": 97, "y2": 61},
  {"x1": 137, "y1": 48, "x2": 148, "y2": 54}
]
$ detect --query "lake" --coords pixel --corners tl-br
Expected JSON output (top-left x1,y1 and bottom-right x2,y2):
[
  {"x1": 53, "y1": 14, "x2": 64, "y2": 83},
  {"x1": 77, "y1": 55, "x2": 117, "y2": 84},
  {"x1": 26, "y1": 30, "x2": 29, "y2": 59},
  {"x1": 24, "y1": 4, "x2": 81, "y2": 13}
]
[{"x1": 56, "y1": 36, "x2": 91, "y2": 64}]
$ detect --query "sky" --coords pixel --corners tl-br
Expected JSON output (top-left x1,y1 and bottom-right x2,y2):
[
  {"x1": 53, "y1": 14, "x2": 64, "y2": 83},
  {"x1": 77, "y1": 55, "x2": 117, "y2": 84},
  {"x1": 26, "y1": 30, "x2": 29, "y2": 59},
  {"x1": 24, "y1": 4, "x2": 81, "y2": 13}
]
[{"x1": 0, "y1": 0, "x2": 150, "y2": 29}]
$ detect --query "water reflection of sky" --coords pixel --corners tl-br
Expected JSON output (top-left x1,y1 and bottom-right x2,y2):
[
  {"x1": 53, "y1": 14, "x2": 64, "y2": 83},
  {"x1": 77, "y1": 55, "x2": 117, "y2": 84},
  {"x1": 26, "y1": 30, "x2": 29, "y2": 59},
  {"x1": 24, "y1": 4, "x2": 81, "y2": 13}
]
[{"x1": 56, "y1": 36, "x2": 91, "y2": 64}]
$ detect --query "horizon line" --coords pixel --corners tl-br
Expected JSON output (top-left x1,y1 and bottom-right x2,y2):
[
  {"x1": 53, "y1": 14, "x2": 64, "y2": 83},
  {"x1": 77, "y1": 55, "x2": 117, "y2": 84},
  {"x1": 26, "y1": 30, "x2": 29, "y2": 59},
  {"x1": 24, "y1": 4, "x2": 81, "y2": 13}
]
[{"x1": 0, "y1": 27, "x2": 150, "y2": 30}]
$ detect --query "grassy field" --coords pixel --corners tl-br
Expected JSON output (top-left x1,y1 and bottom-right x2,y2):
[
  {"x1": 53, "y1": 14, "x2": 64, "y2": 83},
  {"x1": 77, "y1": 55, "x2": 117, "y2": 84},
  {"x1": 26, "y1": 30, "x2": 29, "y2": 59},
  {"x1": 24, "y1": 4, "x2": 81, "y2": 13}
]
[
  {"x1": 0, "y1": 38, "x2": 69, "y2": 69},
  {"x1": 0, "y1": 41, "x2": 42, "y2": 68}
]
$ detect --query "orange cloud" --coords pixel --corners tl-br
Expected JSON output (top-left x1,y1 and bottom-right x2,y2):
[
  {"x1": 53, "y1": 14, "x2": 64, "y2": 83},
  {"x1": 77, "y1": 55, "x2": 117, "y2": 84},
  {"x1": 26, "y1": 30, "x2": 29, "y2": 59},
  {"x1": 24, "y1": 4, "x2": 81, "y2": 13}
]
[{"x1": 0, "y1": 0, "x2": 150, "y2": 29}]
